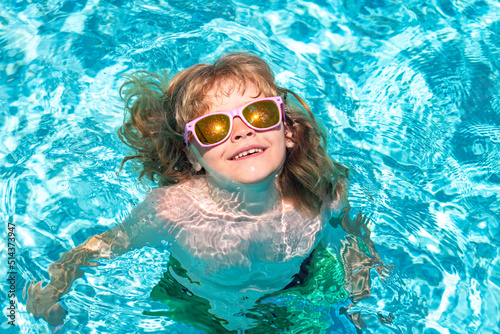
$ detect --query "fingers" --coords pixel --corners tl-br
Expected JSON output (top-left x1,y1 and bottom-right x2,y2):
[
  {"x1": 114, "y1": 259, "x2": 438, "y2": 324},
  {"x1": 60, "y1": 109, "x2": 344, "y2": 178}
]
[
  {"x1": 26, "y1": 280, "x2": 61, "y2": 319},
  {"x1": 355, "y1": 213, "x2": 373, "y2": 240},
  {"x1": 26, "y1": 280, "x2": 44, "y2": 316},
  {"x1": 28, "y1": 279, "x2": 42, "y2": 295},
  {"x1": 375, "y1": 264, "x2": 394, "y2": 284},
  {"x1": 28, "y1": 280, "x2": 45, "y2": 302},
  {"x1": 27, "y1": 281, "x2": 68, "y2": 326},
  {"x1": 26, "y1": 280, "x2": 37, "y2": 314},
  {"x1": 27, "y1": 279, "x2": 37, "y2": 297},
  {"x1": 341, "y1": 210, "x2": 374, "y2": 239},
  {"x1": 353, "y1": 212, "x2": 368, "y2": 227}
]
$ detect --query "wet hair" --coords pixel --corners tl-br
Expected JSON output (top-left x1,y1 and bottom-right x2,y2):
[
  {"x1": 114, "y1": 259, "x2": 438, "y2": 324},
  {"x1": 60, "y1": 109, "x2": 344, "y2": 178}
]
[{"x1": 118, "y1": 52, "x2": 349, "y2": 216}]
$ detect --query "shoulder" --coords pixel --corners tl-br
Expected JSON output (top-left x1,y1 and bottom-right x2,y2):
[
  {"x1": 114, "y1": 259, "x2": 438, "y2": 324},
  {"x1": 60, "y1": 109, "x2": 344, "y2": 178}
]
[{"x1": 147, "y1": 177, "x2": 207, "y2": 222}]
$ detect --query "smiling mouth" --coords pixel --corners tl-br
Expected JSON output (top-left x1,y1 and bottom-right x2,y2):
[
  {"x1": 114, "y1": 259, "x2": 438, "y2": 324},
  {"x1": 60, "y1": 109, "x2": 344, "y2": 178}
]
[{"x1": 231, "y1": 148, "x2": 265, "y2": 160}]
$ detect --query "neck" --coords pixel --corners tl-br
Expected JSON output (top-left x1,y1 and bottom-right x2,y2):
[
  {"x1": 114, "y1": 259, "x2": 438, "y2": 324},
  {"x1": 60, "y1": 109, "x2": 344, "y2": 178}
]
[
  {"x1": 189, "y1": 145, "x2": 283, "y2": 215},
  {"x1": 205, "y1": 173, "x2": 281, "y2": 215}
]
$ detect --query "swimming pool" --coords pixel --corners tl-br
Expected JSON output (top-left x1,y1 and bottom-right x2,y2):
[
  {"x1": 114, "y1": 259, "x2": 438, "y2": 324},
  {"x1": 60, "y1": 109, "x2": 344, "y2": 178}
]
[{"x1": 1, "y1": 0, "x2": 499, "y2": 332}]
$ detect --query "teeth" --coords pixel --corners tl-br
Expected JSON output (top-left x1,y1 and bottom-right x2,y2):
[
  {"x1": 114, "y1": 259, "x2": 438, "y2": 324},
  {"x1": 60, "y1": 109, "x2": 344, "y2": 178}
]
[{"x1": 233, "y1": 148, "x2": 263, "y2": 160}]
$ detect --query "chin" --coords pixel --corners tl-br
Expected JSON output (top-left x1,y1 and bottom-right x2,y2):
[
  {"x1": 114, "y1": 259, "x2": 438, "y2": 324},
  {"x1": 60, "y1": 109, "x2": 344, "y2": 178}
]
[
  {"x1": 230, "y1": 171, "x2": 277, "y2": 185},
  {"x1": 235, "y1": 178, "x2": 267, "y2": 185}
]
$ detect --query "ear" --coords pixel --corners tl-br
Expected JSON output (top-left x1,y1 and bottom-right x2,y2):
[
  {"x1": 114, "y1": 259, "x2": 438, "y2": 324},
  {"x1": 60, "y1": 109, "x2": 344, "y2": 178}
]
[
  {"x1": 285, "y1": 124, "x2": 295, "y2": 148},
  {"x1": 186, "y1": 147, "x2": 203, "y2": 172}
]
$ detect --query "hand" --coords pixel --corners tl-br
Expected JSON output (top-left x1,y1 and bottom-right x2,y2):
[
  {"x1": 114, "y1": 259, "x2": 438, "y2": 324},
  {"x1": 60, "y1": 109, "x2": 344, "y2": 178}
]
[
  {"x1": 26, "y1": 280, "x2": 67, "y2": 326},
  {"x1": 340, "y1": 208, "x2": 384, "y2": 267},
  {"x1": 340, "y1": 208, "x2": 371, "y2": 239},
  {"x1": 375, "y1": 263, "x2": 394, "y2": 283}
]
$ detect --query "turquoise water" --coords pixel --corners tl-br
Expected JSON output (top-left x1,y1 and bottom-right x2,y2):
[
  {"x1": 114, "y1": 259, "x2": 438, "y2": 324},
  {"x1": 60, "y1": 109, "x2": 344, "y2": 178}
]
[{"x1": 1, "y1": 0, "x2": 500, "y2": 333}]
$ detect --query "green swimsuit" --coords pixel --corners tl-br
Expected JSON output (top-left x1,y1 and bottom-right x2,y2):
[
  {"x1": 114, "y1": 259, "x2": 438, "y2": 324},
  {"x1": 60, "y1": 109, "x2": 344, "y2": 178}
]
[{"x1": 144, "y1": 244, "x2": 349, "y2": 333}]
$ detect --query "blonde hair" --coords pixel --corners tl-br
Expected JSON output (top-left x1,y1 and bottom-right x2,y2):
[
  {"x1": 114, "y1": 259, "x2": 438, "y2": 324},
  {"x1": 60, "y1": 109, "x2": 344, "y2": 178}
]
[{"x1": 118, "y1": 53, "x2": 349, "y2": 216}]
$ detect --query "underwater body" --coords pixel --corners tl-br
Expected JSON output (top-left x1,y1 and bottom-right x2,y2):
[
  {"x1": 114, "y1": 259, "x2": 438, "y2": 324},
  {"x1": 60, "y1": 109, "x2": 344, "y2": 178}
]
[{"x1": 1, "y1": 0, "x2": 500, "y2": 333}]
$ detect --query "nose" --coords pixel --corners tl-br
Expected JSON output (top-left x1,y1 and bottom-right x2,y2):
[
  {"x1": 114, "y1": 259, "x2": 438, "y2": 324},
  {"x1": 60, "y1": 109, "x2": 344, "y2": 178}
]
[{"x1": 231, "y1": 117, "x2": 255, "y2": 142}]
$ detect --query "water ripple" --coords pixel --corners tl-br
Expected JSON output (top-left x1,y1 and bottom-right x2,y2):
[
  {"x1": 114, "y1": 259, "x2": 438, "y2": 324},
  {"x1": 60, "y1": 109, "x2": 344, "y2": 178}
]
[{"x1": 2, "y1": 0, "x2": 500, "y2": 333}]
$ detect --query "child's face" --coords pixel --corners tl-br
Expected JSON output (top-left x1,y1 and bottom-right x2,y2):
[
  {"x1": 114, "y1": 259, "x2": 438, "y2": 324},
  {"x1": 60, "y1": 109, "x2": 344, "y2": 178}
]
[{"x1": 188, "y1": 82, "x2": 287, "y2": 185}]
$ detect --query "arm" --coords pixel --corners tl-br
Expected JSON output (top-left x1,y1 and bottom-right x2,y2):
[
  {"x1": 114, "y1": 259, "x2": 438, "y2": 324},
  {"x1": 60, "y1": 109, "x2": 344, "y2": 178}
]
[
  {"x1": 328, "y1": 200, "x2": 386, "y2": 272},
  {"x1": 324, "y1": 180, "x2": 379, "y2": 262},
  {"x1": 27, "y1": 195, "x2": 166, "y2": 326},
  {"x1": 325, "y1": 197, "x2": 391, "y2": 331}
]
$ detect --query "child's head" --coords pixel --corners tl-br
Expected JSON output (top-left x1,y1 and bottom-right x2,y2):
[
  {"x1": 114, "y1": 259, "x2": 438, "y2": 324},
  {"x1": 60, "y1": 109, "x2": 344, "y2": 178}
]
[
  {"x1": 119, "y1": 53, "x2": 348, "y2": 216},
  {"x1": 184, "y1": 83, "x2": 289, "y2": 185},
  {"x1": 165, "y1": 53, "x2": 278, "y2": 126}
]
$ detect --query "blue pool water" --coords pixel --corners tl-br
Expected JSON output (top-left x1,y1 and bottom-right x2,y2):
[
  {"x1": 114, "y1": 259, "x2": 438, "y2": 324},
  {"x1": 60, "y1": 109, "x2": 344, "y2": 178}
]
[{"x1": 1, "y1": 0, "x2": 500, "y2": 333}]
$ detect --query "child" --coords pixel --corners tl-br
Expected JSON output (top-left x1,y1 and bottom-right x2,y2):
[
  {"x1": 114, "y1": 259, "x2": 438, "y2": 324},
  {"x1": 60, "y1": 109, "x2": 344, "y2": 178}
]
[{"x1": 27, "y1": 53, "x2": 383, "y2": 333}]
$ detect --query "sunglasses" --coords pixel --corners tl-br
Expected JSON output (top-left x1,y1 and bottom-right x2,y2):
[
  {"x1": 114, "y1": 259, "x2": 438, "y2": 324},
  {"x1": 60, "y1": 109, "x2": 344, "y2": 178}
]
[{"x1": 184, "y1": 96, "x2": 285, "y2": 147}]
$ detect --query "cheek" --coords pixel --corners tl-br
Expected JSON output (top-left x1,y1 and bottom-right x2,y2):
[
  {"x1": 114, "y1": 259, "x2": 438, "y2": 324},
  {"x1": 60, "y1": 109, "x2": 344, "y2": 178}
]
[
  {"x1": 200, "y1": 146, "x2": 224, "y2": 167},
  {"x1": 277, "y1": 141, "x2": 287, "y2": 162},
  {"x1": 272, "y1": 133, "x2": 288, "y2": 161},
  {"x1": 189, "y1": 142, "x2": 219, "y2": 170},
  {"x1": 277, "y1": 128, "x2": 288, "y2": 148}
]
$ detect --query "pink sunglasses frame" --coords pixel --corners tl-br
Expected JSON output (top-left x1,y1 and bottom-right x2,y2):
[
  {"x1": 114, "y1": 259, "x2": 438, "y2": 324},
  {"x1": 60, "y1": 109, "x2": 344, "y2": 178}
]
[{"x1": 184, "y1": 96, "x2": 285, "y2": 147}]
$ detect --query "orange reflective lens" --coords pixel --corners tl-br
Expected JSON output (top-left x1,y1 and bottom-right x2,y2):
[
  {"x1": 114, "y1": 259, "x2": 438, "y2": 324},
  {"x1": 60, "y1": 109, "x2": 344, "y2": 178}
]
[
  {"x1": 242, "y1": 101, "x2": 280, "y2": 128},
  {"x1": 184, "y1": 97, "x2": 284, "y2": 147},
  {"x1": 194, "y1": 114, "x2": 230, "y2": 145},
  {"x1": 193, "y1": 100, "x2": 281, "y2": 145}
]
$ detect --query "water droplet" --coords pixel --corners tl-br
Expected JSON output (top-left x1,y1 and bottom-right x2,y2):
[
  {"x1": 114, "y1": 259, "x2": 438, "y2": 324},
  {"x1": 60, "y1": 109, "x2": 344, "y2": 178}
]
[
  {"x1": 56, "y1": 179, "x2": 70, "y2": 192},
  {"x1": 79, "y1": 154, "x2": 98, "y2": 167}
]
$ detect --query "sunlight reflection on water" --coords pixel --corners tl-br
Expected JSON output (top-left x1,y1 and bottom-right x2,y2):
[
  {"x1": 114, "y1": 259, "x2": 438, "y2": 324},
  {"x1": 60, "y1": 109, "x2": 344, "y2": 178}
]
[{"x1": 1, "y1": 0, "x2": 499, "y2": 333}]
